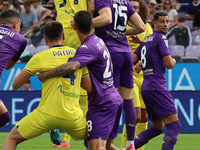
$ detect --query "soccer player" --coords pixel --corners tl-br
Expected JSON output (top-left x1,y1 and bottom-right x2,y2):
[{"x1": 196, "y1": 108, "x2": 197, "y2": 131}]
[
  {"x1": 2, "y1": 21, "x2": 92, "y2": 150},
  {"x1": 132, "y1": 12, "x2": 181, "y2": 150},
  {"x1": 91, "y1": 0, "x2": 146, "y2": 149},
  {"x1": 0, "y1": 10, "x2": 27, "y2": 128},
  {"x1": 121, "y1": 0, "x2": 153, "y2": 150},
  {"x1": 38, "y1": 10, "x2": 123, "y2": 150},
  {"x1": 22, "y1": 0, "x2": 95, "y2": 147}
]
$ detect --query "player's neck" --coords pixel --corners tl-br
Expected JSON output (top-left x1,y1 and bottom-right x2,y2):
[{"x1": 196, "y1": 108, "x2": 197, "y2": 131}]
[
  {"x1": 48, "y1": 41, "x2": 63, "y2": 48},
  {"x1": 79, "y1": 33, "x2": 92, "y2": 43}
]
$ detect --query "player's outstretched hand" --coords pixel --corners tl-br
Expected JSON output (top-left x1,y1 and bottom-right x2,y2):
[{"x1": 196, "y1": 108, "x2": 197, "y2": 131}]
[
  {"x1": 38, "y1": 72, "x2": 47, "y2": 83},
  {"x1": 128, "y1": 35, "x2": 143, "y2": 44},
  {"x1": 134, "y1": 62, "x2": 142, "y2": 73}
]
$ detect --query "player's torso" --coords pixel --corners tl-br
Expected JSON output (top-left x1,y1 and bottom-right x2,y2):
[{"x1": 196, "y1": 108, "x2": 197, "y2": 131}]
[
  {"x1": 82, "y1": 35, "x2": 122, "y2": 108},
  {"x1": 140, "y1": 34, "x2": 167, "y2": 91},
  {"x1": 54, "y1": 0, "x2": 87, "y2": 28},
  {"x1": 95, "y1": 0, "x2": 134, "y2": 52},
  {"x1": 0, "y1": 26, "x2": 20, "y2": 76},
  {"x1": 34, "y1": 46, "x2": 84, "y2": 119}
]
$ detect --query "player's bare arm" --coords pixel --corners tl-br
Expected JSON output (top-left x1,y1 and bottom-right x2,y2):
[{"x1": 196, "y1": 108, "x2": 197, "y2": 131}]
[
  {"x1": 126, "y1": 13, "x2": 146, "y2": 35},
  {"x1": 163, "y1": 55, "x2": 176, "y2": 69},
  {"x1": 93, "y1": 7, "x2": 112, "y2": 27},
  {"x1": 5, "y1": 60, "x2": 16, "y2": 70},
  {"x1": 12, "y1": 71, "x2": 32, "y2": 89},
  {"x1": 38, "y1": 60, "x2": 81, "y2": 82},
  {"x1": 81, "y1": 75, "x2": 92, "y2": 93}
]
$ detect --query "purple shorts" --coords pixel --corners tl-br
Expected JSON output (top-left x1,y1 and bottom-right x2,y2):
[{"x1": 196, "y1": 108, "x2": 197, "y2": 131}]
[
  {"x1": 110, "y1": 52, "x2": 133, "y2": 88},
  {"x1": 86, "y1": 104, "x2": 123, "y2": 140},
  {"x1": 141, "y1": 90, "x2": 177, "y2": 121}
]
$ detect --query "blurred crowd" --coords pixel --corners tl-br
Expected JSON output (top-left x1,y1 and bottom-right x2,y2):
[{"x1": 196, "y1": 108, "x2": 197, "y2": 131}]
[{"x1": 0, "y1": 0, "x2": 200, "y2": 62}]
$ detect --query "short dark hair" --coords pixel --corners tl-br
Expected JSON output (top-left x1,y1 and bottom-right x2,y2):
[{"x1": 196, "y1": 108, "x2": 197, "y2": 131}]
[
  {"x1": 154, "y1": 12, "x2": 169, "y2": 21},
  {"x1": 43, "y1": 21, "x2": 63, "y2": 42},
  {"x1": 178, "y1": 17, "x2": 185, "y2": 22},
  {"x1": 0, "y1": 10, "x2": 20, "y2": 25},
  {"x1": 74, "y1": 10, "x2": 93, "y2": 34}
]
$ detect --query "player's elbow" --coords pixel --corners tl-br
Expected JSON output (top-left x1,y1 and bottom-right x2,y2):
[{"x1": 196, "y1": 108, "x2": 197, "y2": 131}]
[
  {"x1": 12, "y1": 83, "x2": 19, "y2": 90},
  {"x1": 139, "y1": 24, "x2": 146, "y2": 33},
  {"x1": 104, "y1": 17, "x2": 112, "y2": 25},
  {"x1": 165, "y1": 62, "x2": 175, "y2": 69}
]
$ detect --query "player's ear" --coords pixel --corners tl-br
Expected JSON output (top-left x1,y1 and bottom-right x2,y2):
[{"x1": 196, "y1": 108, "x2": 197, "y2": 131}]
[
  {"x1": 44, "y1": 35, "x2": 48, "y2": 44},
  {"x1": 92, "y1": 22, "x2": 94, "y2": 29},
  {"x1": 12, "y1": 21, "x2": 17, "y2": 31},
  {"x1": 62, "y1": 32, "x2": 65, "y2": 40},
  {"x1": 74, "y1": 24, "x2": 77, "y2": 30}
]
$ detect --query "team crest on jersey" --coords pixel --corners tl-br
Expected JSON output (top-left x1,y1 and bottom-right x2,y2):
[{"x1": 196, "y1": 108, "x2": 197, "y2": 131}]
[
  {"x1": 80, "y1": 45, "x2": 88, "y2": 49},
  {"x1": 164, "y1": 40, "x2": 169, "y2": 48}
]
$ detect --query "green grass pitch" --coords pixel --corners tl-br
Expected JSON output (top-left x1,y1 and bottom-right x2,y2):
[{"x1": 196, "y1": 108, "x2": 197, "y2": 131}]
[{"x1": 0, "y1": 132, "x2": 200, "y2": 149}]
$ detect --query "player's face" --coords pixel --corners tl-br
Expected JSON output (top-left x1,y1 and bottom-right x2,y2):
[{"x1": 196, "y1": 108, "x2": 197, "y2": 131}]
[
  {"x1": 154, "y1": 16, "x2": 170, "y2": 34},
  {"x1": 130, "y1": 1, "x2": 140, "y2": 13}
]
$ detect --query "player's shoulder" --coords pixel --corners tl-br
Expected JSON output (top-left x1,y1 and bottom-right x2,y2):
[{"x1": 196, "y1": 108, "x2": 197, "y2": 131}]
[{"x1": 153, "y1": 31, "x2": 167, "y2": 40}]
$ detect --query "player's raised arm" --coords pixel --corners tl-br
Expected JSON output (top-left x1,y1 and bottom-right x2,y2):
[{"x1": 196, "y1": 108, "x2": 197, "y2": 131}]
[{"x1": 126, "y1": 12, "x2": 146, "y2": 35}]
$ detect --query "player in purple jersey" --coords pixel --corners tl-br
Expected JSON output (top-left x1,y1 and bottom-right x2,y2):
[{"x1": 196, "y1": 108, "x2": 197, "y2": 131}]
[
  {"x1": 132, "y1": 12, "x2": 181, "y2": 150},
  {"x1": 90, "y1": 0, "x2": 146, "y2": 149},
  {"x1": 38, "y1": 11, "x2": 123, "y2": 150},
  {"x1": 0, "y1": 10, "x2": 27, "y2": 127}
]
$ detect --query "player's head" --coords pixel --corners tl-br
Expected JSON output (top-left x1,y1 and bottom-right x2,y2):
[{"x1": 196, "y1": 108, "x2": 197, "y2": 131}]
[
  {"x1": 129, "y1": 0, "x2": 149, "y2": 24},
  {"x1": 153, "y1": 12, "x2": 170, "y2": 34},
  {"x1": 43, "y1": 21, "x2": 64, "y2": 43},
  {"x1": 0, "y1": 10, "x2": 21, "y2": 33},
  {"x1": 74, "y1": 10, "x2": 93, "y2": 34}
]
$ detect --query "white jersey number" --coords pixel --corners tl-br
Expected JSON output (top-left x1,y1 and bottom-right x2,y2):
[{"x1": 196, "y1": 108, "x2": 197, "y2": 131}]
[
  {"x1": 103, "y1": 50, "x2": 112, "y2": 79},
  {"x1": 141, "y1": 45, "x2": 147, "y2": 68},
  {"x1": 113, "y1": 4, "x2": 127, "y2": 31}
]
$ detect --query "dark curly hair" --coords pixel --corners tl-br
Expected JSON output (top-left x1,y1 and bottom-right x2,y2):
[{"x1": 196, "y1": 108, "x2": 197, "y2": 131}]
[{"x1": 129, "y1": 0, "x2": 150, "y2": 24}]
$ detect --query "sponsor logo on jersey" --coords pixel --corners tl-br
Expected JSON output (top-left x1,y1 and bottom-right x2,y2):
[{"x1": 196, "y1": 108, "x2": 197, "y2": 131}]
[{"x1": 56, "y1": 85, "x2": 79, "y2": 98}]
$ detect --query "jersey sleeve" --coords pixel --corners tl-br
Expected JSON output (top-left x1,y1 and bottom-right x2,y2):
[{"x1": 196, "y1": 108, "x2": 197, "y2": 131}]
[
  {"x1": 95, "y1": 0, "x2": 110, "y2": 11},
  {"x1": 72, "y1": 45, "x2": 98, "y2": 67},
  {"x1": 145, "y1": 23, "x2": 153, "y2": 37},
  {"x1": 156, "y1": 35, "x2": 171, "y2": 57},
  {"x1": 23, "y1": 54, "x2": 42, "y2": 75},
  {"x1": 82, "y1": 66, "x2": 90, "y2": 77},
  {"x1": 11, "y1": 37, "x2": 27, "y2": 62}
]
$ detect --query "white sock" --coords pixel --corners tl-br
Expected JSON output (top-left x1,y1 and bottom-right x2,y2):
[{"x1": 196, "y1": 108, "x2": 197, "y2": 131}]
[{"x1": 126, "y1": 140, "x2": 135, "y2": 148}]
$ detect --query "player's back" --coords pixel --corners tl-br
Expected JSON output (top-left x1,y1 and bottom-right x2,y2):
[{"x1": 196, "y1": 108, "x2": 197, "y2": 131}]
[
  {"x1": 72, "y1": 34, "x2": 123, "y2": 109},
  {"x1": 24, "y1": 46, "x2": 87, "y2": 120},
  {"x1": 54, "y1": 0, "x2": 87, "y2": 29},
  {"x1": 95, "y1": 0, "x2": 135, "y2": 53},
  {"x1": 135, "y1": 31, "x2": 171, "y2": 91},
  {"x1": 0, "y1": 25, "x2": 27, "y2": 77}
]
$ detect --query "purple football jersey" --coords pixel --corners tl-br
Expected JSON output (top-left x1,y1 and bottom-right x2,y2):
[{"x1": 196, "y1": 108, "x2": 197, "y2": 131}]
[
  {"x1": 134, "y1": 31, "x2": 171, "y2": 91},
  {"x1": 95, "y1": 0, "x2": 135, "y2": 53},
  {"x1": 72, "y1": 34, "x2": 123, "y2": 109},
  {"x1": 0, "y1": 25, "x2": 27, "y2": 77}
]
